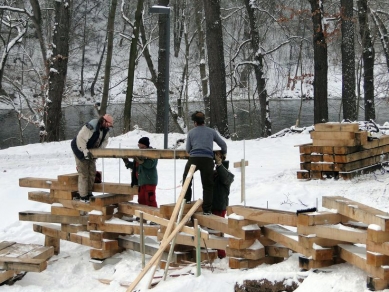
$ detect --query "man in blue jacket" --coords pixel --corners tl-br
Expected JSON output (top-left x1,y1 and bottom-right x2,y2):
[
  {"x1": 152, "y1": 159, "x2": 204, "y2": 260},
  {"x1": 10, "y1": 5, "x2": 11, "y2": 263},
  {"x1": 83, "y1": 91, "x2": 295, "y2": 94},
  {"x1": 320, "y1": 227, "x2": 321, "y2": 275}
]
[{"x1": 183, "y1": 111, "x2": 227, "y2": 215}]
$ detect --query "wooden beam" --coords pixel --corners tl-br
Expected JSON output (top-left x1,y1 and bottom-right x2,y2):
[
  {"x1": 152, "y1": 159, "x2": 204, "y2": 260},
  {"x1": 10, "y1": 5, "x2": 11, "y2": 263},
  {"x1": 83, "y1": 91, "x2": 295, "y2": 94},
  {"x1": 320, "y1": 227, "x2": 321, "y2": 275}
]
[
  {"x1": 297, "y1": 224, "x2": 367, "y2": 244},
  {"x1": 159, "y1": 232, "x2": 228, "y2": 250},
  {"x1": 19, "y1": 211, "x2": 89, "y2": 225},
  {"x1": 228, "y1": 256, "x2": 283, "y2": 269},
  {"x1": 265, "y1": 244, "x2": 290, "y2": 258},
  {"x1": 90, "y1": 193, "x2": 134, "y2": 207},
  {"x1": 135, "y1": 210, "x2": 209, "y2": 240},
  {"x1": 28, "y1": 191, "x2": 55, "y2": 204},
  {"x1": 227, "y1": 205, "x2": 297, "y2": 226},
  {"x1": 314, "y1": 123, "x2": 359, "y2": 132},
  {"x1": 297, "y1": 212, "x2": 342, "y2": 226},
  {"x1": 90, "y1": 148, "x2": 189, "y2": 159},
  {"x1": 0, "y1": 257, "x2": 47, "y2": 272},
  {"x1": 322, "y1": 196, "x2": 389, "y2": 231},
  {"x1": 119, "y1": 202, "x2": 161, "y2": 218},
  {"x1": 226, "y1": 245, "x2": 265, "y2": 260}
]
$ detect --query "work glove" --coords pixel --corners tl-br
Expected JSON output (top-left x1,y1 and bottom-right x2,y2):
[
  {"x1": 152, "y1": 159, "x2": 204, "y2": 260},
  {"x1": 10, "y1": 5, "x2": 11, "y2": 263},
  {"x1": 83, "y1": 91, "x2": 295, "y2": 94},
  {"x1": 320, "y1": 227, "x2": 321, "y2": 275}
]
[
  {"x1": 84, "y1": 150, "x2": 93, "y2": 160},
  {"x1": 214, "y1": 151, "x2": 223, "y2": 165},
  {"x1": 134, "y1": 157, "x2": 144, "y2": 164},
  {"x1": 122, "y1": 158, "x2": 130, "y2": 164}
]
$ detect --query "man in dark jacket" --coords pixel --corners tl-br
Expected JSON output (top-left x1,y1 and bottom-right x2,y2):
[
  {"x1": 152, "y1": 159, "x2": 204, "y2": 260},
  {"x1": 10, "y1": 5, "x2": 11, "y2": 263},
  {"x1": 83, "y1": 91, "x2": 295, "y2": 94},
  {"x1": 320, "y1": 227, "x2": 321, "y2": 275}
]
[
  {"x1": 71, "y1": 114, "x2": 113, "y2": 202},
  {"x1": 122, "y1": 137, "x2": 158, "y2": 207},
  {"x1": 212, "y1": 151, "x2": 234, "y2": 258}
]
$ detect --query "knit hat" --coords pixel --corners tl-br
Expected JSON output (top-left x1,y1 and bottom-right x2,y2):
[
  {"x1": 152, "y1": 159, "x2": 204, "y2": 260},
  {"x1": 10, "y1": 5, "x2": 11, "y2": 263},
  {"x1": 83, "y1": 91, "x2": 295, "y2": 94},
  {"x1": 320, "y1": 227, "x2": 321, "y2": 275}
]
[{"x1": 138, "y1": 137, "x2": 150, "y2": 147}]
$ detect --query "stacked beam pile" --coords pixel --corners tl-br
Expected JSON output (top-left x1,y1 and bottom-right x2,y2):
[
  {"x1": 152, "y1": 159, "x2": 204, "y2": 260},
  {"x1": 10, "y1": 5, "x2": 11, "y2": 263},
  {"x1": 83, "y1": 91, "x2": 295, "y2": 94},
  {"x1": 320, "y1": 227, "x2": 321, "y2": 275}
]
[{"x1": 297, "y1": 122, "x2": 389, "y2": 180}]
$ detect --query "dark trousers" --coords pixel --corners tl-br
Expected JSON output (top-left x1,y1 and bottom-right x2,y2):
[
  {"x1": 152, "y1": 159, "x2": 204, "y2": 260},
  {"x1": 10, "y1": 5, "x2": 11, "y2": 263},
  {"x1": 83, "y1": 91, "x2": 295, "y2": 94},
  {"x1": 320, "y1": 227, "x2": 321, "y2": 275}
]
[{"x1": 183, "y1": 157, "x2": 214, "y2": 212}]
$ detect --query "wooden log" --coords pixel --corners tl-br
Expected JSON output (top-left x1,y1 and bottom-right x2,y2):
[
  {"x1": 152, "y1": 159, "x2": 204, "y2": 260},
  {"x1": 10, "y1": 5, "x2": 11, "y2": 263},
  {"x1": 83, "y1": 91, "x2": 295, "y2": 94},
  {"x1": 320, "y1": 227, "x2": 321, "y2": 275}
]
[
  {"x1": 297, "y1": 224, "x2": 367, "y2": 244},
  {"x1": 19, "y1": 211, "x2": 88, "y2": 225},
  {"x1": 322, "y1": 196, "x2": 389, "y2": 231},
  {"x1": 90, "y1": 148, "x2": 189, "y2": 159},
  {"x1": 228, "y1": 256, "x2": 283, "y2": 269},
  {"x1": 135, "y1": 210, "x2": 209, "y2": 239},
  {"x1": 338, "y1": 244, "x2": 389, "y2": 280},
  {"x1": 227, "y1": 205, "x2": 297, "y2": 226}
]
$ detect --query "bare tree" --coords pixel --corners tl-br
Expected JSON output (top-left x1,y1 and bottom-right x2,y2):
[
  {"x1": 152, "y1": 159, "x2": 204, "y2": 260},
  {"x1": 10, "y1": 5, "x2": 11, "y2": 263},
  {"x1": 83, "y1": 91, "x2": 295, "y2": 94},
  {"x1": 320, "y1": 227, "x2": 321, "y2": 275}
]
[
  {"x1": 358, "y1": 0, "x2": 375, "y2": 120},
  {"x1": 99, "y1": 0, "x2": 118, "y2": 115},
  {"x1": 308, "y1": 0, "x2": 328, "y2": 124},
  {"x1": 203, "y1": 0, "x2": 229, "y2": 138},
  {"x1": 341, "y1": 0, "x2": 357, "y2": 121}
]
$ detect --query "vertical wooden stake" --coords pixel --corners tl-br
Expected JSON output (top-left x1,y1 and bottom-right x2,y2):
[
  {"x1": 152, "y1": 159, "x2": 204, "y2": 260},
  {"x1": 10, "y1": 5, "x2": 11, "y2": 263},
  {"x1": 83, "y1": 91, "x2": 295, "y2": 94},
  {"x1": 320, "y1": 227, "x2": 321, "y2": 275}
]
[
  {"x1": 140, "y1": 212, "x2": 145, "y2": 268},
  {"x1": 194, "y1": 219, "x2": 201, "y2": 276}
]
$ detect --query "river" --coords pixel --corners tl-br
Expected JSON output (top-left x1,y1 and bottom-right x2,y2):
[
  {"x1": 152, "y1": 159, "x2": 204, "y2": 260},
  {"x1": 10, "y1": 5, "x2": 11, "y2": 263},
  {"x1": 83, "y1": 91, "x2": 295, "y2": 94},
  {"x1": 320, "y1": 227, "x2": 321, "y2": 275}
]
[{"x1": 1, "y1": 98, "x2": 389, "y2": 149}]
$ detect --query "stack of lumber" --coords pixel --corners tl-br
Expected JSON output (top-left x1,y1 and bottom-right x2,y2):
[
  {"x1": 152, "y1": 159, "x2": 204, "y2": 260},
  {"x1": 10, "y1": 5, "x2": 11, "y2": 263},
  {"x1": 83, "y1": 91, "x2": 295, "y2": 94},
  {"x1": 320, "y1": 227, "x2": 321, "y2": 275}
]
[
  {"x1": 297, "y1": 122, "x2": 389, "y2": 180},
  {"x1": 0, "y1": 241, "x2": 54, "y2": 284}
]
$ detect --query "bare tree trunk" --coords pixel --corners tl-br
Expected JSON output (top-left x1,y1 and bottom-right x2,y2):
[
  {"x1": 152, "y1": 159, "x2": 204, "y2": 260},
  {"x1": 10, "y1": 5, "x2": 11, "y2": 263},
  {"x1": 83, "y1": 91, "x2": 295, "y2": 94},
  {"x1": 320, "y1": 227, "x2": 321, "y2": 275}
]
[
  {"x1": 79, "y1": 0, "x2": 89, "y2": 97},
  {"x1": 358, "y1": 0, "x2": 375, "y2": 121},
  {"x1": 202, "y1": 0, "x2": 229, "y2": 138},
  {"x1": 123, "y1": 0, "x2": 144, "y2": 133},
  {"x1": 45, "y1": 0, "x2": 71, "y2": 142},
  {"x1": 91, "y1": 40, "x2": 106, "y2": 97},
  {"x1": 341, "y1": 0, "x2": 357, "y2": 121},
  {"x1": 99, "y1": 0, "x2": 118, "y2": 115},
  {"x1": 173, "y1": 0, "x2": 184, "y2": 57},
  {"x1": 156, "y1": 0, "x2": 170, "y2": 134},
  {"x1": 309, "y1": 0, "x2": 328, "y2": 124},
  {"x1": 244, "y1": 0, "x2": 271, "y2": 137},
  {"x1": 194, "y1": 0, "x2": 210, "y2": 126}
]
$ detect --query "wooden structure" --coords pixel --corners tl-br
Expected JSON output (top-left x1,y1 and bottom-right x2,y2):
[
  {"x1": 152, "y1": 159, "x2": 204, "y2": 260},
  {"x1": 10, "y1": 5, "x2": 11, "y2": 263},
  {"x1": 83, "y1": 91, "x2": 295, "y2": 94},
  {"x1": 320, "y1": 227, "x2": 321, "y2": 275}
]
[
  {"x1": 297, "y1": 122, "x2": 389, "y2": 180},
  {"x1": 0, "y1": 241, "x2": 54, "y2": 284},
  {"x1": 15, "y1": 147, "x2": 389, "y2": 290}
]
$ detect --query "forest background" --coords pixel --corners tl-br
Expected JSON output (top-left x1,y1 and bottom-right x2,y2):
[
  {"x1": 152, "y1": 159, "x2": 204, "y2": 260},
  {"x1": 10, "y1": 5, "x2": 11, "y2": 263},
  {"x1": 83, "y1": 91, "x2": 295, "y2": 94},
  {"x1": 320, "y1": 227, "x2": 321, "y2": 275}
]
[{"x1": 1, "y1": 0, "x2": 389, "y2": 147}]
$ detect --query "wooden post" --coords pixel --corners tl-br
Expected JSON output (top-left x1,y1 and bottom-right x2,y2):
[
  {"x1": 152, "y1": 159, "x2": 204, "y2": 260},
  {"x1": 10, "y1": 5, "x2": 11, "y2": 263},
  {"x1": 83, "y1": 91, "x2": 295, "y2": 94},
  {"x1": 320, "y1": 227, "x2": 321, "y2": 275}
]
[
  {"x1": 194, "y1": 219, "x2": 201, "y2": 276},
  {"x1": 140, "y1": 212, "x2": 145, "y2": 268},
  {"x1": 234, "y1": 160, "x2": 249, "y2": 206}
]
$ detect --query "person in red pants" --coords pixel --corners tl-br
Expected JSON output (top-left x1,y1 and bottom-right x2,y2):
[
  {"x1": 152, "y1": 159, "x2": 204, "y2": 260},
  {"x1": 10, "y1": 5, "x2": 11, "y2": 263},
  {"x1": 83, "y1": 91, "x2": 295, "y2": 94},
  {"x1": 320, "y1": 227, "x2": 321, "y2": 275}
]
[
  {"x1": 212, "y1": 151, "x2": 235, "y2": 258},
  {"x1": 122, "y1": 137, "x2": 158, "y2": 208}
]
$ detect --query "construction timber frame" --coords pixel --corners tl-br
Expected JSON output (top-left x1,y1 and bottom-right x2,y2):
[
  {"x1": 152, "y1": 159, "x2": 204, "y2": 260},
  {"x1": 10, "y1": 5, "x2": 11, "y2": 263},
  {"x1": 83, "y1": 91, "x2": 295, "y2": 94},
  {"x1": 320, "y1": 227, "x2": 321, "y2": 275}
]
[
  {"x1": 296, "y1": 122, "x2": 389, "y2": 180},
  {"x1": 14, "y1": 147, "x2": 389, "y2": 290}
]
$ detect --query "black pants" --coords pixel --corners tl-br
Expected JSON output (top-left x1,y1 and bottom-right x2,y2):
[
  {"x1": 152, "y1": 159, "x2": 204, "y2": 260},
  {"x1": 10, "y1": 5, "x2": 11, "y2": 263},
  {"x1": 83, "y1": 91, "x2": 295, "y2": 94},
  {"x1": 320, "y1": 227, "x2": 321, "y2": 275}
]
[{"x1": 183, "y1": 157, "x2": 214, "y2": 212}]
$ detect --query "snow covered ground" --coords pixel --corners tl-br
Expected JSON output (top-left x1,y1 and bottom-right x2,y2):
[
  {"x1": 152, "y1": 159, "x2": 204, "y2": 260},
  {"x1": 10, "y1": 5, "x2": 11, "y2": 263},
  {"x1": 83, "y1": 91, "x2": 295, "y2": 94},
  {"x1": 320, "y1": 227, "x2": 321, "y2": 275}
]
[{"x1": 1, "y1": 128, "x2": 389, "y2": 292}]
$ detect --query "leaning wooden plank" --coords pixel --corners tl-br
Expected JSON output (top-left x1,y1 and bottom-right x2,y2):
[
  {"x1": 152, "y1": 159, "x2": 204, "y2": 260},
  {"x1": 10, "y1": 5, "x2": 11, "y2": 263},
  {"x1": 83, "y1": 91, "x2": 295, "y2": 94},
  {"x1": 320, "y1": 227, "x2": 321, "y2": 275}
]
[
  {"x1": 19, "y1": 211, "x2": 88, "y2": 225},
  {"x1": 126, "y1": 199, "x2": 202, "y2": 292},
  {"x1": 322, "y1": 196, "x2": 389, "y2": 231},
  {"x1": 134, "y1": 210, "x2": 209, "y2": 240},
  {"x1": 90, "y1": 148, "x2": 189, "y2": 159},
  {"x1": 297, "y1": 224, "x2": 367, "y2": 244},
  {"x1": 227, "y1": 205, "x2": 297, "y2": 226},
  {"x1": 0, "y1": 257, "x2": 47, "y2": 272},
  {"x1": 338, "y1": 244, "x2": 389, "y2": 280}
]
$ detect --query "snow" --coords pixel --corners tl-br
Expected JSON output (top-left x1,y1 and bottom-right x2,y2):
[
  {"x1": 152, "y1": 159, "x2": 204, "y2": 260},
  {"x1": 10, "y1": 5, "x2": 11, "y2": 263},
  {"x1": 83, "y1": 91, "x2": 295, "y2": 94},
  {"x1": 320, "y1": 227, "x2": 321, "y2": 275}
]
[{"x1": 1, "y1": 129, "x2": 389, "y2": 291}]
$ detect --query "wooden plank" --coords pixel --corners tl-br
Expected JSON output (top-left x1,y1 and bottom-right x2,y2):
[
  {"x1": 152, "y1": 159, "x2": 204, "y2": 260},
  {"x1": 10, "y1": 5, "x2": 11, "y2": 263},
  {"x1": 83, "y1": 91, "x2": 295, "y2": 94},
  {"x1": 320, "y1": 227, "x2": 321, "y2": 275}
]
[
  {"x1": 228, "y1": 256, "x2": 283, "y2": 269},
  {"x1": 90, "y1": 148, "x2": 189, "y2": 159},
  {"x1": 92, "y1": 183, "x2": 138, "y2": 196},
  {"x1": 311, "y1": 131, "x2": 356, "y2": 140},
  {"x1": 227, "y1": 205, "x2": 297, "y2": 226},
  {"x1": 61, "y1": 224, "x2": 87, "y2": 233},
  {"x1": 159, "y1": 202, "x2": 203, "y2": 218},
  {"x1": 119, "y1": 202, "x2": 162, "y2": 218},
  {"x1": 298, "y1": 235, "x2": 347, "y2": 249},
  {"x1": 322, "y1": 196, "x2": 389, "y2": 231},
  {"x1": 88, "y1": 214, "x2": 113, "y2": 224},
  {"x1": 56, "y1": 199, "x2": 112, "y2": 213},
  {"x1": 333, "y1": 144, "x2": 389, "y2": 163},
  {"x1": 192, "y1": 213, "x2": 261, "y2": 240},
  {"x1": 28, "y1": 191, "x2": 55, "y2": 204},
  {"x1": 297, "y1": 224, "x2": 366, "y2": 244},
  {"x1": 0, "y1": 257, "x2": 47, "y2": 272},
  {"x1": 0, "y1": 242, "x2": 16, "y2": 251},
  {"x1": 160, "y1": 232, "x2": 228, "y2": 250},
  {"x1": 298, "y1": 256, "x2": 335, "y2": 270},
  {"x1": 313, "y1": 139, "x2": 359, "y2": 147},
  {"x1": 50, "y1": 190, "x2": 77, "y2": 200},
  {"x1": 262, "y1": 225, "x2": 334, "y2": 260},
  {"x1": 89, "y1": 230, "x2": 120, "y2": 241},
  {"x1": 314, "y1": 123, "x2": 359, "y2": 132},
  {"x1": 51, "y1": 206, "x2": 81, "y2": 217},
  {"x1": 135, "y1": 210, "x2": 209, "y2": 239},
  {"x1": 20, "y1": 177, "x2": 56, "y2": 188},
  {"x1": 297, "y1": 211, "x2": 342, "y2": 226},
  {"x1": 226, "y1": 245, "x2": 265, "y2": 260},
  {"x1": 338, "y1": 244, "x2": 389, "y2": 280},
  {"x1": 90, "y1": 248, "x2": 124, "y2": 260},
  {"x1": 19, "y1": 211, "x2": 88, "y2": 225},
  {"x1": 265, "y1": 244, "x2": 290, "y2": 258},
  {"x1": 228, "y1": 218, "x2": 259, "y2": 229},
  {"x1": 90, "y1": 193, "x2": 135, "y2": 207}
]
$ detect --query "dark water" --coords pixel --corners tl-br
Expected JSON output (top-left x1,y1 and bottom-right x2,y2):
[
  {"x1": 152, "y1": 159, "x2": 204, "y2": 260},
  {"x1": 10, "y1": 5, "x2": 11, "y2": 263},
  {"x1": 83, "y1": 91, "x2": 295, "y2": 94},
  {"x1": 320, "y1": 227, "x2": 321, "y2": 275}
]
[{"x1": 1, "y1": 99, "x2": 389, "y2": 149}]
